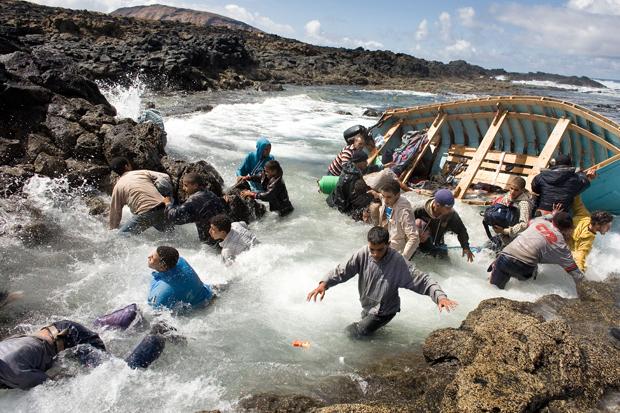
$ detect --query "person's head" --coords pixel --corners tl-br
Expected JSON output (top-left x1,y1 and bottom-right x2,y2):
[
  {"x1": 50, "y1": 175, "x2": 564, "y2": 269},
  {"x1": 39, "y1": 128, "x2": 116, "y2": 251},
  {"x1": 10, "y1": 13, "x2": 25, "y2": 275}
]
[
  {"x1": 148, "y1": 246, "x2": 179, "y2": 272},
  {"x1": 264, "y1": 160, "x2": 283, "y2": 178},
  {"x1": 590, "y1": 211, "x2": 613, "y2": 234},
  {"x1": 109, "y1": 157, "x2": 131, "y2": 175},
  {"x1": 380, "y1": 179, "x2": 401, "y2": 207},
  {"x1": 350, "y1": 150, "x2": 368, "y2": 171},
  {"x1": 552, "y1": 211, "x2": 574, "y2": 238},
  {"x1": 343, "y1": 124, "x2": 368, "y2": 145},
  {"x1": 209, "y1": 214, "x2": 232, "y2": 241},
  {"x1": 47, "y1": 320, "x2": 106, "y2": 353},
  {"x1": 145, "y1": 101, "x2": 156, "y2": 109},
  {"x1": 507, "y1": 176, "x2": 526, "y2": 200},
  {"x1": 351, "y1": 135, "x2": 365, "y2": 150},
  {"x1": 367, "y1": 226, "x2": 390, "y2": 261},
  {"x1": 182, "y1": 173, "x2": 206, "y2": 195},
  {"x1": 551, "y1": 154, "x2": 572, "y2": 168},
  {"x1": 256, "y1": 137, "x2": 272, "y2": 159},
  {"x1": 432, "y1": 189, "x2": 455, "y2": 216}
]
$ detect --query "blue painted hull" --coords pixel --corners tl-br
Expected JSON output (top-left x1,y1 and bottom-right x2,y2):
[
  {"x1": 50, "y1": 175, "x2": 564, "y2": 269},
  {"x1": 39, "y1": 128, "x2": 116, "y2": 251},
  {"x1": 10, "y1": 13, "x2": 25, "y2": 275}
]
[{"x1": 581, "y1": 161, "x2": 620, "y2": 215}]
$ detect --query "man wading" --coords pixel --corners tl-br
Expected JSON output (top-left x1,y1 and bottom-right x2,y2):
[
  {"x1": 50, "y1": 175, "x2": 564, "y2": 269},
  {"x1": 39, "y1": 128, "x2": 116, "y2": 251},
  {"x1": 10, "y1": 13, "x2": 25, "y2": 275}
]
[{"x1": 307, "y1": 226, "x2": 457, "y2": 338}]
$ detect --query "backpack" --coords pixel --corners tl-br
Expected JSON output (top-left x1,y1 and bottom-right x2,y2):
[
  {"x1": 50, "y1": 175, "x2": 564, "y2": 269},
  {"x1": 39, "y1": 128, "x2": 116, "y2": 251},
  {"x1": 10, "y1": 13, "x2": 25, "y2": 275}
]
[{"x1": 481, "y1": 202, "x2": 519, "y2": 241}]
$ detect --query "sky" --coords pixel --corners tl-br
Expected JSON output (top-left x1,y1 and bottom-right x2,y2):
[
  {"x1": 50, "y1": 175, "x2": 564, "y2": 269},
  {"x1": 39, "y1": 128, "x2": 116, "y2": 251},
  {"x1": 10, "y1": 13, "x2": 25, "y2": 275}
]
[{"x1": 28, "y1": 0, "x2": 620, "y2": 79}]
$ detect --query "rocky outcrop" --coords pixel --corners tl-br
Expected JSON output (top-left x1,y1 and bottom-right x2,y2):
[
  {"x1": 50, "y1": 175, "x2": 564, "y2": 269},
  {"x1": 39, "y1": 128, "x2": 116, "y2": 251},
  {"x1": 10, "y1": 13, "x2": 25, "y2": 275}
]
[{"x1": 241, "y1": 279, "x2": 620, "y2": 412}]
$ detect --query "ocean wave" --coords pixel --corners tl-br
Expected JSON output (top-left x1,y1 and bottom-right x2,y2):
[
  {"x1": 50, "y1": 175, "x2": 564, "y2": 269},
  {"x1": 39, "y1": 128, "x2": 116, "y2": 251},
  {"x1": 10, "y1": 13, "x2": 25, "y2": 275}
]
[{"x1": 353, "y1": 89, "x2": 437, "y2": 97}]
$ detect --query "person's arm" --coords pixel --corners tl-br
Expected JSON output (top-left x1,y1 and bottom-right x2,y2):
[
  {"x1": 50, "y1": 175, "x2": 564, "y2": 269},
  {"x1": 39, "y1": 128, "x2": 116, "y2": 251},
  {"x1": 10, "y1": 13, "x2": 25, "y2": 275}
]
[
  {"x1": 449, "y1": 213, "x2": 473, "y2": 261},
  {"x1": 571, "y1": 196, "x2": 590, "y2": 219},
  {"x1": 576, "y1": 171, "x2": 592, "y2": 194},
  {"x1": 236, "y1": 154, "x2": 252, "y2": 176},
  {"x1": 307, "y1": 249, "x2": 363, "y2": 301},
  {"x1": 255, "y1": 179, "x2": 279, "y2": 202},
  {"x1": 505, "y1": 199, "x2": 531, "y2": 238},
  {"x1": 401, "y1": 209, "x2": 420, "y2": 260},
  {"x1": 548, "y1": 240, "x2": 585, "y2": 283},
  {"x1": 165, "y1": 199, "x2": 195, "y2": 225},
  {"x1": 401, "y1": 267, "x2": 447, "y2": 303},
  {"x1": 531, "y1": 175, "x2": 541, "y2": 195},
  {"x1": 108, "y1": 185, "x2": 124, "y2": 229}
]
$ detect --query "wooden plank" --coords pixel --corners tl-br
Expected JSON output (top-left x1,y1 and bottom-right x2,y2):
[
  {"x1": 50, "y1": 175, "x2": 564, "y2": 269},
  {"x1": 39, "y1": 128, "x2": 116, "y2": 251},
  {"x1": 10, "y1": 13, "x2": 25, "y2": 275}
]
[
  {"x1": 467, "y1": 169, "x2": 527, "y2": 187},
  {"x1": 454, "y1": 111, "x2": 508, "y2": 198},
  {"x1": 568, "y1": 124, "x2": 620, "y2": 154},
  {"x1": 447, "y1": 145, "x2": 538, "y2": 166},
  {"x1": 526, "y1": 117, "x2": 571, "y2": 188},
  {"x1": 399, "y1": 113, "x2": 447, "y2": 183},
  {"x1": 368, "y1": 120, "x2": 403, "y2": 164},
  {"x1": 588, "y1": 152, "x2": 620, "y2": 171}
]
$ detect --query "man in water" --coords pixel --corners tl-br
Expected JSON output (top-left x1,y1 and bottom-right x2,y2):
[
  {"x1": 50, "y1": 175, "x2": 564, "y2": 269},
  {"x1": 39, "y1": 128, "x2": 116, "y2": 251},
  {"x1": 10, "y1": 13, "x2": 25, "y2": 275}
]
[
  {"x1": 108, "y1": 157, "x2": 174, "y2": 234},
  {"x1": 569, "y1": 197, "x2": 614, "y2": 272},
  {"x1": 489, "y1": 212, "x2": 584, "y2": 289},
  {"x1": 236, "y1": 137, "x2": 274, "y2": 191},
  {"x1": 307, "y1": 226, "x2": 457, "y2": 338},
  {"x1": 413, "y1": 189, "x2": 474, "y2": 262},
  {"x1": 147, "y1": 246, "x2": 214, "y2": 310},
  {"x1": 326, "y1": 150, "x2": 375, "y2": 221},
  {"x1": 163, "y1": 173, "x2": 227, "y2": 244},
  {"x1": 209, "y1": 214, "x2": 259, "y2": 263},
  {"x1": 138, "y1": 102, "x2": 165, "y2": 131}
]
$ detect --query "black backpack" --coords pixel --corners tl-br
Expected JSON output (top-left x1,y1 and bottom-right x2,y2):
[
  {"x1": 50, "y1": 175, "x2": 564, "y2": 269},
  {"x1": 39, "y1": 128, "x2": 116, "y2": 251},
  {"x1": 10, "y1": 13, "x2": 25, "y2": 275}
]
[{"x1": 481, "y1": 202, "x2": 519, "y2": 240}]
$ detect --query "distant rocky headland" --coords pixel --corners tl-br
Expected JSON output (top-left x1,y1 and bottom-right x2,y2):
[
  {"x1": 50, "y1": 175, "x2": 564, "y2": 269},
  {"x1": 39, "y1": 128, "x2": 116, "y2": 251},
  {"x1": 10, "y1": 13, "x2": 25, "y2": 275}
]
[{"x1": 0, "y1": 1, "x2": 605, "y2": 96}]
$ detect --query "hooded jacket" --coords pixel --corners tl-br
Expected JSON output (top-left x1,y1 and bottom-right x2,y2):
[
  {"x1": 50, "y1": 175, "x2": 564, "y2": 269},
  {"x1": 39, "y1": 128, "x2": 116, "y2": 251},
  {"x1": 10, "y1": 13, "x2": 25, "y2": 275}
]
[
  {"x1": 321, "y1": 246, "x2": 447, "y2": 316},
  {"x1": 379, "y1": 196, "x2": 420, "y2": 260},
  {"x1": 165, "y1": 190, "x2": 227, "y2": 242},
  {"x1": 237, "y1": 137, "x2": 274, "y2": 191},
  {"x1": 531, "y1": 166, "x2": 590, "y2": 212},
  {"x1": 250, "y1": 173, "x2": 294, "y2": 216},
  {"x1": 413, "y1": 198, "x2": 470, "y2": 250},
  {"x1": 148, "y1": 257, "x2": 213, "y2": 309},
  {"x1": 569, "y1": 196, "x2": 595, "y2": 272},
  {"x1": 220, "y1": 222, "x2": 259, "y2": 263},
  {"x1": 326, "y1": 161, "x2": 373, "y2": 219}
]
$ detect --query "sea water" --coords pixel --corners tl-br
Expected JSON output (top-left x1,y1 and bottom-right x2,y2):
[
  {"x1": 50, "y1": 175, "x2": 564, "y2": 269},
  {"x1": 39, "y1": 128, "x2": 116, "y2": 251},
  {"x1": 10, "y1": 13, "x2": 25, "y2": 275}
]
[{"x1": 0, "y1": 83, "x2": 619, "y2": 412}]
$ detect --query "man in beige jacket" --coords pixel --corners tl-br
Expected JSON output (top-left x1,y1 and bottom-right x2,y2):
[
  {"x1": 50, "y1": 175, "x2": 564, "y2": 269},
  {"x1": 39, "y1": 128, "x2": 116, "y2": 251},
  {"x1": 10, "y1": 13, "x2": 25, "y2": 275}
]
[
  {"x1": 371, "y1": 179, "x2": 419, "y2": 260},
  {"x1": 108, "y1": 157, "x2": 173, "y2": 234}
]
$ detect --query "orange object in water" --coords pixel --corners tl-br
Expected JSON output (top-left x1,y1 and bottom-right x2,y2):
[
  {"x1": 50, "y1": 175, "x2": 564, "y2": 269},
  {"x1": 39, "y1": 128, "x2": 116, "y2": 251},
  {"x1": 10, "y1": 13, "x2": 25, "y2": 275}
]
[{"x1": 292, "y1": 340, "x2": 310, "y2": 348}]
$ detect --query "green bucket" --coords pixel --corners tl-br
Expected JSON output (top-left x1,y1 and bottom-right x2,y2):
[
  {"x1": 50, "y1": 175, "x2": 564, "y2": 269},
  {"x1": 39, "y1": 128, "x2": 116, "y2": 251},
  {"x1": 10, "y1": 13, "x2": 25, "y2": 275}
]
[{"x1": 318, "y1": 175, "x2": 339, "y2": 194}]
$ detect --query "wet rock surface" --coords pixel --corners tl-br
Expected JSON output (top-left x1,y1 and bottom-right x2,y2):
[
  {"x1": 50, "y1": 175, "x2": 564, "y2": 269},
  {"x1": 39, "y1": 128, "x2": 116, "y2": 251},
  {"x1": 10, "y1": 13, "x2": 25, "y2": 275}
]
[{"x1": 242, "y1": 279, "x2": 620, "y2": 412}]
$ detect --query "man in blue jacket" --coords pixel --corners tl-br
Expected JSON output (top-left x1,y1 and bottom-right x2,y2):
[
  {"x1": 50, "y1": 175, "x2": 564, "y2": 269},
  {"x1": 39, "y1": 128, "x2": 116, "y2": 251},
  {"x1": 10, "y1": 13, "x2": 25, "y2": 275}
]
[
  {"x1": 147, "y1": 246, "x2": 213, "y2": 310},
  {"x1": 163, "y1": 173, "x2": 226, "y2": 244},
  {"x1": 236, "y1": 137, "x2": 274, "y2": 191}
]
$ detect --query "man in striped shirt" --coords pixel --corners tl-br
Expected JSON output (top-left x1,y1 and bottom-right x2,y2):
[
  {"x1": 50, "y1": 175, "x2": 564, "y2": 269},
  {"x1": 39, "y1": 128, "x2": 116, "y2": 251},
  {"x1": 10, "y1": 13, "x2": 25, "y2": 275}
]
[{"x1": 327, "y1": 134, "x2": 365, "y2": 176}]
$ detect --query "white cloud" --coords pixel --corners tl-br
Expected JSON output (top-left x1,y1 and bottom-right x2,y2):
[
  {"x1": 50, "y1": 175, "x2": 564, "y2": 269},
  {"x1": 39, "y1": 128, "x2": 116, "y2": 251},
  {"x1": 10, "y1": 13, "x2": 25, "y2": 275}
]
[
  {"x1": 567, "y1": 0, "x2": 620, "y2": 15},
  {"x1": 415, "y1": 19, "x2": 428, "y2": 41},
  {"x1": 458, "y1": 7, "x2": 476, "y2": 27},
  {"x1": 439, "y1": 12, "x2": 451, "y2": 41},
  {"x1": 304, "y1": 19, "x2": 383, "y2": 50},
  {"x1": 444, "y1": 39, "x2": 477, "y2": 58},
  {"x1": 223, "y1": 4, "x2": 294, "y2": 35},
  {"x1": 304, "y1": 19, "x2": 322, "y2": 39},
  {"x1": 495, "y1": 4, "x2": 620, "y2": 58}
]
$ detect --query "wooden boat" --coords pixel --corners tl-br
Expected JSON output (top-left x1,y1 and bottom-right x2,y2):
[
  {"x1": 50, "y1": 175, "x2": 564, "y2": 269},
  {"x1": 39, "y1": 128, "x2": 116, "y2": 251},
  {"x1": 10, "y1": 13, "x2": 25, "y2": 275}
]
[{"x1": 366, "y1": 96, "x2": 620, "y2": 214}]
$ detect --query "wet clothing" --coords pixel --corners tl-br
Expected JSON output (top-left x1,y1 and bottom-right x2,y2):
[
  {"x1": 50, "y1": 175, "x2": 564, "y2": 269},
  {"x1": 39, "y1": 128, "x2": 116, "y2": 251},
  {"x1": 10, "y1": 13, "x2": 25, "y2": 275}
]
[
  {"x1": 326, "y1": 161, "x2": 373, "y2": 220},
  {"x1": 138, "y1": 109, "x2": 165, "y2": 131},
  {"x1": 249, "y1": 173, "x2": 294, "y2": 217},
  {"x1": 531, "y1": 166, "x2": 590, "y2": 213},
  {"x1": 569, "y1": 197, "x2": 595, "y2": 272},
  {"x1": 237, "y1": 137, "x2": 274, "y2": 191},
  {"x1": 489, "y1": 253, "x2": 538, "y2": 289},
  {"x1": 0, "y1": 321, "x2": 104, "y2": 390},
  {"x1": 413, "y1": 198, "x2": 470, "y2": 253},
  {"x1": 109, "y1": 170, "x2": 171, "y2": 230},
  {"x1": 493, "y1": 191, "x2": 533, "y2": 245},
  {"x1": 328, "y1": 144, "x2": 355, "y2": 176},
  {"x1": 346, "y1": 312, "x2": 396, "y2": 338},
  {"x1": 148, "y1": 258, "x2": 213, "y2": 309},
  {"x1": 219, "y1": 222, "x2": 259, "y2": 263},
  {"x1": 492, "y1": 217, "x2": 584, "y2": 288},
  {"x1": 165, "y1": 190, "x2": 227, "y2": 242},
  {"x1": 321, "y1": 246, "x2": 447, "y2": 318},
  {"x1": 379, "y1": 196, "x2": 419, "y2": 260}
]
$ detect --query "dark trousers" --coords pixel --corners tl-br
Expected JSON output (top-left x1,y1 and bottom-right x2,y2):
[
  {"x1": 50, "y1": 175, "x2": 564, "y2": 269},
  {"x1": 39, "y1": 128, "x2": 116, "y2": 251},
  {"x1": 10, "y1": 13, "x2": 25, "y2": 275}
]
[
  {"x1": 346, "y1": 311, "x2": 396, "y2": 338},
  {"x1": 418, "y1": 241, "x2": 449, "y2": 259},
  {"x1": 490, "y1": 254, "x2": 537, "y2": 289},
  {"x1": 119, "y1": 205, "x2": 173, "y2": 234}
]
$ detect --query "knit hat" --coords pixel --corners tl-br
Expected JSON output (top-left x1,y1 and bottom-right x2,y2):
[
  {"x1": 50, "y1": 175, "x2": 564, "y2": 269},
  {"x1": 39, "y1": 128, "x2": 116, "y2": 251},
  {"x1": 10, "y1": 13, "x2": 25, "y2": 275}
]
[
  {"x1": 350, "y1": 150, "x2": 368, "y2": 163},
  {"x1": 434, "y1": 189, "x2": 455, "y2": 207}
]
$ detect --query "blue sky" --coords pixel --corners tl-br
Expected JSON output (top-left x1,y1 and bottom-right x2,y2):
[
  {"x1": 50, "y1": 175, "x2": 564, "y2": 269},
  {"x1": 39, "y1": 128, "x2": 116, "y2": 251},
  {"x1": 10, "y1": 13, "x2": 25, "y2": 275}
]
[{"x1": 30, "y1": 0, "x2": 620, "y2": 79}]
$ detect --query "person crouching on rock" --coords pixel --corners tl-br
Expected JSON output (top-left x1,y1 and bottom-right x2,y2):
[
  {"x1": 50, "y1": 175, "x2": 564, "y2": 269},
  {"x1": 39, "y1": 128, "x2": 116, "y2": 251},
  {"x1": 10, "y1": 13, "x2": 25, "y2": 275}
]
[
  {"x1": 209, "y1": 214, "x2": 259, "y2": 264},
  {"x1": 108, "y1": 157, "x2": 174, "y2": 234},
  {"x1": 236, "y1": 137, "x2": 274, "y2": 191},
  {"x1": 240, "y1": 160, "x2": 294, "y2": 217},
  {"x1": 307, "y1": 226, "x2": 458, "y2": 338},
  {"x1": 147, "y1": 246, "x2": 214, "y2": 311},
  {"x1": 163, "y1": 172, "x2": 227, "y2": 245}
]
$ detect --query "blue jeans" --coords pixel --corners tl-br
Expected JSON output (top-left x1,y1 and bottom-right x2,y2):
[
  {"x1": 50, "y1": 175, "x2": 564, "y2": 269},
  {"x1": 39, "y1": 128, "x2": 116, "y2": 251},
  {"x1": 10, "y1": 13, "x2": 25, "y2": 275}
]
[
  {"x1": 119, "y1": 206, "x2": 173, "y2": 235},
  {"x1": 490, "y1": 254, "x2": 537, "y2": 289}
]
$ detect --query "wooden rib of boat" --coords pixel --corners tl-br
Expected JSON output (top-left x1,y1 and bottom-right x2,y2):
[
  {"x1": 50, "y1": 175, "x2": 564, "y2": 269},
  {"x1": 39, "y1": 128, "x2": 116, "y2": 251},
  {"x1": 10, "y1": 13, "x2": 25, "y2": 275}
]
[{"x1": 366, "y1": 95, "x2": 620, "y2": 214}]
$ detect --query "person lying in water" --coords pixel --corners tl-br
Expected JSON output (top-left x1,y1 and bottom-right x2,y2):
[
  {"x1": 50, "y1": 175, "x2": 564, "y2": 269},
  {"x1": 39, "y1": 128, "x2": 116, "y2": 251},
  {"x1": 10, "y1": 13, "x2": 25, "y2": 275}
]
[
  {"x1": 240, "y1": 160, "x2": 294, "y2": 217},
  {"x1": 147, "y1": 246, "x2": 214, "y2": 311},
  {"x1": 209, "y1": 214, "x2": 259, "y2": 264},
  {"x1": 0, "y1": 319, "x2": 176, "y2": 390},
  {"x1": 307, "y1": 226, "x2": 457, "y2": 338}
]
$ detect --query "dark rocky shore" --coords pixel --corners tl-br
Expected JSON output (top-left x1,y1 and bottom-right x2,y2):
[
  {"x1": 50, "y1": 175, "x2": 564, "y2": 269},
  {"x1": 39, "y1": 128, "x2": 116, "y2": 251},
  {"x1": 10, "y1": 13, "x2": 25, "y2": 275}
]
[{"x1": 1, "y1": 1, "x2": 618, "y2": 411}]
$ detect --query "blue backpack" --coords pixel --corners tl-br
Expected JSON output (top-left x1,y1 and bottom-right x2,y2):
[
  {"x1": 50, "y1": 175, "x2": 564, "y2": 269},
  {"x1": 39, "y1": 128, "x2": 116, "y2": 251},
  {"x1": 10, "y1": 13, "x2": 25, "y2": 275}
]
[{"x1": 482, "y1": 201, "x2": 519, "y2": 240}]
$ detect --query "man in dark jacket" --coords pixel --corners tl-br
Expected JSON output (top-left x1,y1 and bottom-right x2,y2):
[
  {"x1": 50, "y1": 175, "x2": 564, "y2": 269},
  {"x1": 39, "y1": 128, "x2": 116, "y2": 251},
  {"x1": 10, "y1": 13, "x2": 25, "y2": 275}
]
[
  {"x1": 164, "y1": 173, "x2": 227, "y2": 243},
  {"x1": 531, "y1": 154, "x2": 595, "y2": 214},
  {"x1": 326, "y1": 150, "x2": 375, "y2": 221},
  {"x1": 413, "y1": 189, "x2": 474, "y2": 262}
]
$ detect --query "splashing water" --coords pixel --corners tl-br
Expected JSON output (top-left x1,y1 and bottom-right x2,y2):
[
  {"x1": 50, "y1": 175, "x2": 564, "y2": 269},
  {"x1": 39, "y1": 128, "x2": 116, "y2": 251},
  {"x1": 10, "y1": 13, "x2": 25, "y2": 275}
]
[
  {"x1": 98, "y1": 75, "x2": 147, "y2": 120},
  {"x1": 1, "y1": 85, "x2": 618, "y2": 412}
]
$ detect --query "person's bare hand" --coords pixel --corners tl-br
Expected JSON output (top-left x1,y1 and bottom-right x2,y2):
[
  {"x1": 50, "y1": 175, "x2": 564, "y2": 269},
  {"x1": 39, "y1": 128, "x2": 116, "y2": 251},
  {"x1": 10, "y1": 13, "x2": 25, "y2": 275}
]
[
  {"x1": 551, "y1": 203, "x2": 563, "y2": 215},
  {"x1": 492, "y1": 225, "x2": 505, "y2": 234},
  {"x1": 307, "y1": 282, "x2": 327, "y2": 302},
  {"x1": 585, "y1": 168, "x2": 597, "y2": 180},
  {"x1": 438, "y1": 297, "x2": 458, "y2": 313},
  {"x1": 162, "y1": 196, "x2": 172, "y2": 206},
  {"x1": 240, "y1": 190, "x2": 253, "y2": 198},
  {"x1": 419, "y1": 230, "x2": 430, "y2": 243},
  {"x1": 463, "y1": 248, "x2": 475, "y2": 262}
]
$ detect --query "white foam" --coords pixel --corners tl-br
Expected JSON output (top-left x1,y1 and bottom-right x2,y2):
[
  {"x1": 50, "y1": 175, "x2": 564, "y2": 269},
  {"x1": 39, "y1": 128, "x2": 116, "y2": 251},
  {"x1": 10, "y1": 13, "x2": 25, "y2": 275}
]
[
  {"x1": 512, "y1": 79, "x2": 620, "y2": 97},
  {"x1": 98, "y1": 75, "x2": 146, "y2": 120},
  {"x1": 354, "y1": 89, "x2": 437, "y2": 97}
]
